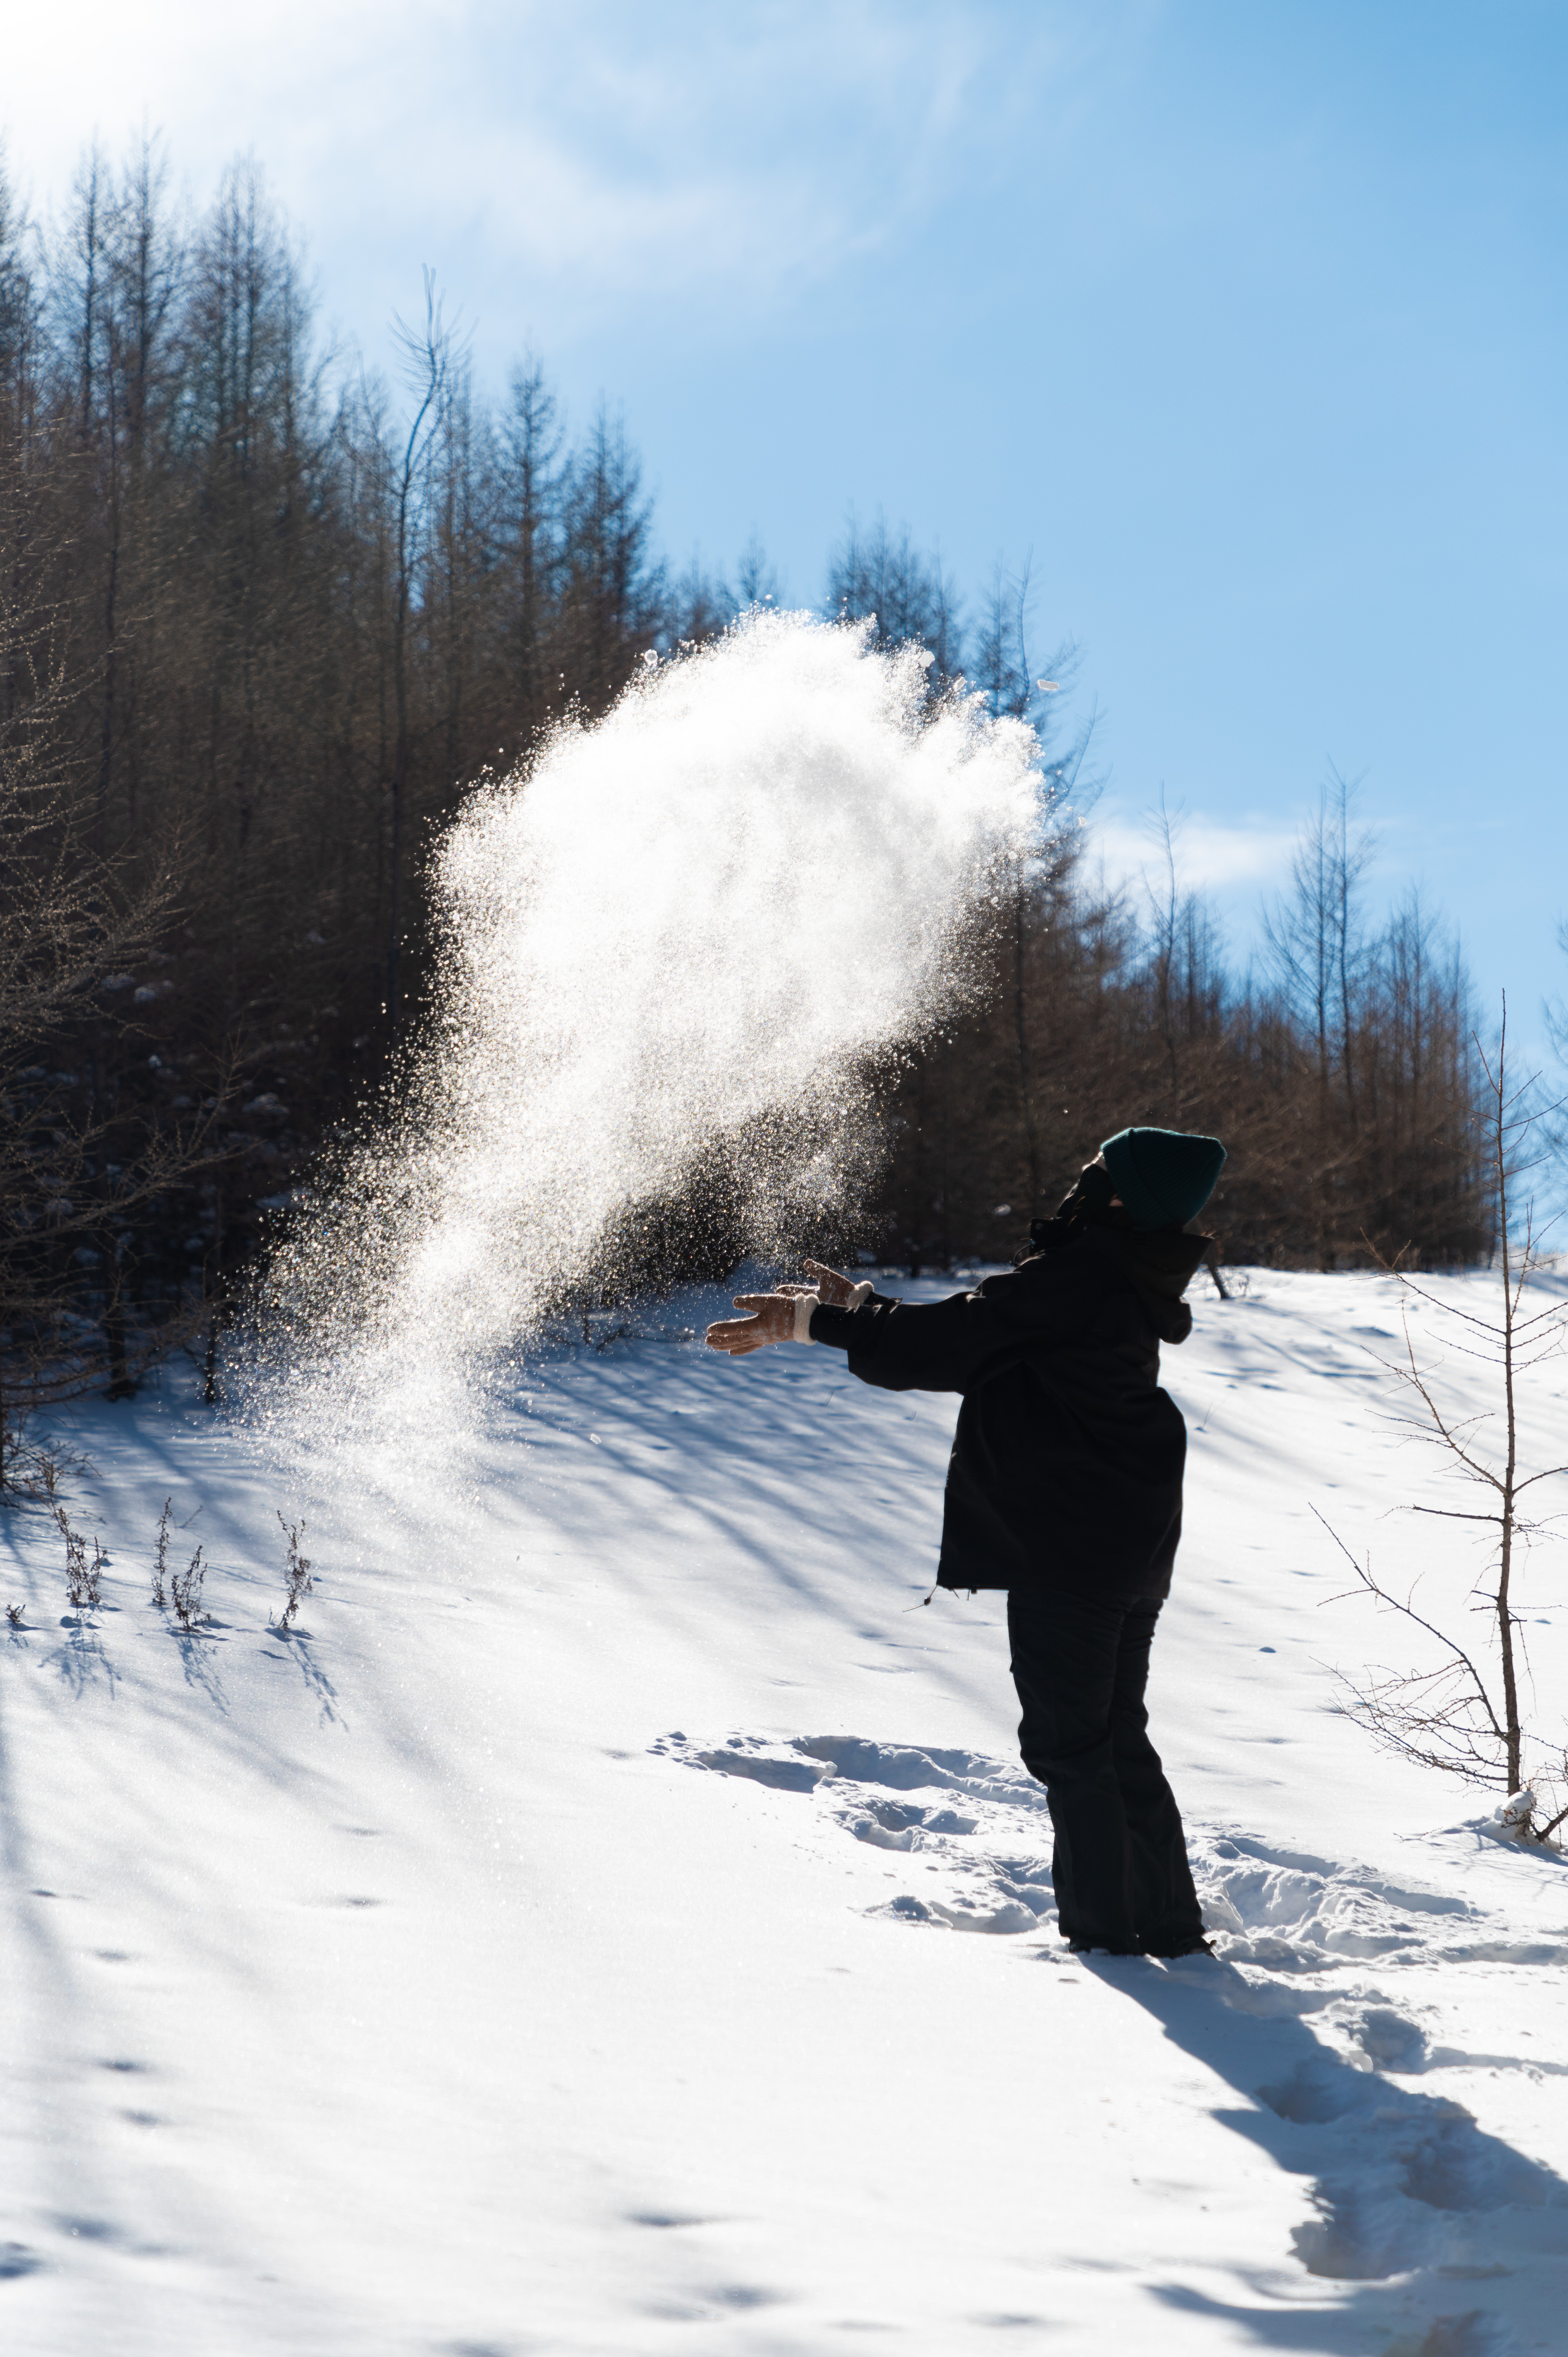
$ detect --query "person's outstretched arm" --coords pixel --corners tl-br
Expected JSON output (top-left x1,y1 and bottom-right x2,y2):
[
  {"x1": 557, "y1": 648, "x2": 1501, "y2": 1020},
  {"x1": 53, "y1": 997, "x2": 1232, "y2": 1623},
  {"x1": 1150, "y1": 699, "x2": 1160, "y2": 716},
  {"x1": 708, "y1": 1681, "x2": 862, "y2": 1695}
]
[
  {"x1": 703, "y1": 1260, "x2": 874, "y2": 1354},
  {"x1": 706, "y1": 1258, "x2": 1074, "y2": 1394}
]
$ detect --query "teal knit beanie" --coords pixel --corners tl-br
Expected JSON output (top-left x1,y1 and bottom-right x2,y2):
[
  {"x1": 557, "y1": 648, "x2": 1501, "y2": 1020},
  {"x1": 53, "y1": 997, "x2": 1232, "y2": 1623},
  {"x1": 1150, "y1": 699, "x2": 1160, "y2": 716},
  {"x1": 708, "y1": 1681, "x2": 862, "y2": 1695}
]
[{"x1": 1099, "y1": 1127, "x2": 1226, "y2": 1230}]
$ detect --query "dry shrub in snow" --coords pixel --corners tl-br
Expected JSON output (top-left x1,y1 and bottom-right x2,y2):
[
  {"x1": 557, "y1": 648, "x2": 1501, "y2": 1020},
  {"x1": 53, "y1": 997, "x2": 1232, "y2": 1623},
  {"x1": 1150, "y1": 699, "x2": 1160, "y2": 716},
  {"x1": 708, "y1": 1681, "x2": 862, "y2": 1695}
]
[
  {"x1": 151, "y1": 1497, "x2": 172, "y2": 1609},
  {"x1": 276, "y1": 1514, "x2": 313, "y2": 1628},
  {"x1": 53, "y1": 1504, "x2": 102, "y2": 1610},
  {"x1": 170, "y1": 1545, "x2": 207, "y2": 1632}
]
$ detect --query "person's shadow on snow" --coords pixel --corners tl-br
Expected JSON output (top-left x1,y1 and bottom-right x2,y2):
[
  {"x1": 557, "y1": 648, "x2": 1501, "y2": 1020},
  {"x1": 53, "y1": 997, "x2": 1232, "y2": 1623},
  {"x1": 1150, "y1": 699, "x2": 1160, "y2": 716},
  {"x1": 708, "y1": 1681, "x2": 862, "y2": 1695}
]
[{"x1": 1080, "y1": 1951, "x2": 1568, "y2": 2355}]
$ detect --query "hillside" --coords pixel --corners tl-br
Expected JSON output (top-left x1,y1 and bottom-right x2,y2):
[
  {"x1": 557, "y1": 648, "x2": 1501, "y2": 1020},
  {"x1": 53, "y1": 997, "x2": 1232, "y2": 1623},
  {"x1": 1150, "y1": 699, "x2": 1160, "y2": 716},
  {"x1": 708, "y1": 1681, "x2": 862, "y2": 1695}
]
[{"x1": 2, "y1": 1265, "x2": 1566, "y2": 2355}]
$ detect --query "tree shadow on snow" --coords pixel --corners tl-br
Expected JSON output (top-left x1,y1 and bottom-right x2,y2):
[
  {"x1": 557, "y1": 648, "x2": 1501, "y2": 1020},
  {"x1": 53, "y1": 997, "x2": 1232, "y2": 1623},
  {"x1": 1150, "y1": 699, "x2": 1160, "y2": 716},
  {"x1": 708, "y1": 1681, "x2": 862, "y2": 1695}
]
[
  {"x1": 1086, "y1": 1951, "x2": 1568, "y2": 2355},
  {"x1": 502, "y1": 1341, "x2": 1008, "y2": 1724}
]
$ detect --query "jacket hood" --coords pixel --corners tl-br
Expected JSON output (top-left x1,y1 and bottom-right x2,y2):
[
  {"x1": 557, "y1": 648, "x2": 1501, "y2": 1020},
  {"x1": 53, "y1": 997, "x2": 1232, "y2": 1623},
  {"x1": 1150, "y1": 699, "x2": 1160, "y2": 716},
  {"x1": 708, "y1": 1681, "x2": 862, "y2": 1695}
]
[{"x1": 1086, "y1": 1225, "x2": 1208, "y2": 1344}]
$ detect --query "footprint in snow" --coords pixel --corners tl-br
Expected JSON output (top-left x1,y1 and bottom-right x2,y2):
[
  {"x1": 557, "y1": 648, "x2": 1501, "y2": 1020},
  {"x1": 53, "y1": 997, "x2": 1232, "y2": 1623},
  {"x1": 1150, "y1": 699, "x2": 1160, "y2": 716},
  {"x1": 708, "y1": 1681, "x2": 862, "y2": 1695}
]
[
  {"x1": 666, "y1": 1731, "x2": 1568, "y2": 1975},
  {"x1": 663, "y1": 1728, "x2": 1568, "y2": 2329},
  {"x1": 668, "y1": 1730, "x2": 1054, "y2": 1935}
]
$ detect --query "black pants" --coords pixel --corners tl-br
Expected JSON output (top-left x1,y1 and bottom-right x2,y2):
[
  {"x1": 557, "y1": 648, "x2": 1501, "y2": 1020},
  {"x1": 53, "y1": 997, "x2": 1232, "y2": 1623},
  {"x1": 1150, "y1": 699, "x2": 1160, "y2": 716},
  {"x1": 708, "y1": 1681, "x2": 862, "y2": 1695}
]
[{"x1": 1007, "y1": 1587, "x2": 1202, "y2": 1953}]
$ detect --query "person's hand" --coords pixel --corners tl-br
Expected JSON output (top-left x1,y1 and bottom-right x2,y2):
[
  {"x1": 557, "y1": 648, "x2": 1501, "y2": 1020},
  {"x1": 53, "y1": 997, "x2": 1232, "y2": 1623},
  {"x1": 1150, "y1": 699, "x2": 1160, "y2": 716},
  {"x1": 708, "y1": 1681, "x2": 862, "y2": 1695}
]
[
  {"x1": 705, "y1": 1292, "x2": 798, "y2": 1355},
  {"x1": 802, "y1": 1258, "x2": 860, "y2": 1307}
]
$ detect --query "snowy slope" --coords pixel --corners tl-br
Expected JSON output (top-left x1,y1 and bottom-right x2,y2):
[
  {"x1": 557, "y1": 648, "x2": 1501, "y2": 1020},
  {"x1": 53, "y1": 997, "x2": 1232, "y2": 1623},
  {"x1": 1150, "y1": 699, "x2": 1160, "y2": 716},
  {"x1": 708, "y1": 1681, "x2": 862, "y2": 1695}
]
[{"x1": 3, "y1": 1266, "x2": 1568, "y2": 2357}]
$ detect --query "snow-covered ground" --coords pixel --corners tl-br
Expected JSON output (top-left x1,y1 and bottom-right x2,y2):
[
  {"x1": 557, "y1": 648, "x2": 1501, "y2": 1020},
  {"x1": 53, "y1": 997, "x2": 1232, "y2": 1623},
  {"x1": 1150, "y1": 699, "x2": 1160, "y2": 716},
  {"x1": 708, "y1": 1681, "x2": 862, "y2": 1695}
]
[{"x1": 3, "y1": 1265, "x2": 1567, "y2": 2356}]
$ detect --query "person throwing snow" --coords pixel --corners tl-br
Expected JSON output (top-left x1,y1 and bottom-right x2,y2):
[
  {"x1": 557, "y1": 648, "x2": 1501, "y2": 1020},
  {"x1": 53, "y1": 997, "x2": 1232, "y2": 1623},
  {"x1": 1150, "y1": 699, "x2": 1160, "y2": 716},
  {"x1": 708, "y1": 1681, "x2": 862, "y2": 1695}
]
[{"x1": 705, "y1": 1125, "x2": 1226, "y2": 1960}]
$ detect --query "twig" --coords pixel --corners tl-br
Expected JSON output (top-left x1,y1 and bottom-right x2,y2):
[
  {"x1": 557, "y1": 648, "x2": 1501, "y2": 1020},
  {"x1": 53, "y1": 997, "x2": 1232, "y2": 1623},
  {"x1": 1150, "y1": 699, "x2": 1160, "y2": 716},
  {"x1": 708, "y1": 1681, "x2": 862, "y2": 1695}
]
[{"x1": 1312, "y1": 1502, "x2": 1508, "y2": 1753}]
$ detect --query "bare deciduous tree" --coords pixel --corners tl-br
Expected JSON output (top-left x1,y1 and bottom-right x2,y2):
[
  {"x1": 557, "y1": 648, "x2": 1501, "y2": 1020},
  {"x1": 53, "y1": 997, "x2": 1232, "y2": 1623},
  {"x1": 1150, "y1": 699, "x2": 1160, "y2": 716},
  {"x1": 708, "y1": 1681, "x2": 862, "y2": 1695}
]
[
  {"x1": 1322, "y1": 1000, "x2": 1568, "y2": 1839},
  {"x1": 0, "y1": 557, "x2": 224, "y2": 1473},
  {"x1": 383, "y1": 269, "x2": 460, "y2": 1036},
  {"x1": 0, "y1": 123, "x2": 1506, "y2": 1380}
]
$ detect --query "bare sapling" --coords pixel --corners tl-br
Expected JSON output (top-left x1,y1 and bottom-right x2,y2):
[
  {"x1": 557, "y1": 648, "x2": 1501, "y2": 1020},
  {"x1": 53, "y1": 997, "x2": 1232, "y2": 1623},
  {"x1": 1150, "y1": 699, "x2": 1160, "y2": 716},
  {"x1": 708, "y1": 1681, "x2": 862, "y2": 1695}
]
[
  {"x1": 54, "y1": 1502, "x2": 104, "y2": 1610},
  {"x1": 152, "y1": 1496, "x2": 172, "y2": 1608},
  {"x1": 6, "y1": 1602, "x2": 23, "y2": 1627},
  {"x1": 276, "y1": 1512, "x2": 313, "y2": 1628},
  {"x1": 1324, "y1": 998, "x2": 1568, "y2": 1840},
  {"x1": 170, "y1": 1544, "x2": 207, "y2": 1631}
]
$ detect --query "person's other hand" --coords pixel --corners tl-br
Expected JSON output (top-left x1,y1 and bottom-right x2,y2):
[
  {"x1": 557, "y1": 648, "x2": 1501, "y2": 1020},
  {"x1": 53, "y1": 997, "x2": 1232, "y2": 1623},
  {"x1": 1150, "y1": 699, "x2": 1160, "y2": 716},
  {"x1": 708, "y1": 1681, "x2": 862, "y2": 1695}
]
[
  {"x1": 802, "y1": 1259, "x2": 860, "y2": 1307},
  {"x1": 705, "y1": 1293, "x2": 797, "y2": 1354}
]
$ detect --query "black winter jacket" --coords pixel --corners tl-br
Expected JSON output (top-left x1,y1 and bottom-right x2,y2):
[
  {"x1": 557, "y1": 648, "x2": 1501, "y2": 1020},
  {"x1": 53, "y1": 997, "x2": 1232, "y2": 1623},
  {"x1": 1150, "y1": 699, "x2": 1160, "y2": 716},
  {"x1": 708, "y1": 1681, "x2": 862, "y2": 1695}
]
[{"x1": 808, "y1": 1224, "x2": 1208, "y2": 1598}]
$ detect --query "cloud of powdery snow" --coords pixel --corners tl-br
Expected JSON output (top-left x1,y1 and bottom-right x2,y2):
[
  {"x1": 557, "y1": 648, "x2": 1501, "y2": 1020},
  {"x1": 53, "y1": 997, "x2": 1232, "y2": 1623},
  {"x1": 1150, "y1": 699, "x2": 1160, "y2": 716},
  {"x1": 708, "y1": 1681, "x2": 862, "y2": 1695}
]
[{"x1": 245, "y1": 609, "x2": 1044, "y2": 1486}]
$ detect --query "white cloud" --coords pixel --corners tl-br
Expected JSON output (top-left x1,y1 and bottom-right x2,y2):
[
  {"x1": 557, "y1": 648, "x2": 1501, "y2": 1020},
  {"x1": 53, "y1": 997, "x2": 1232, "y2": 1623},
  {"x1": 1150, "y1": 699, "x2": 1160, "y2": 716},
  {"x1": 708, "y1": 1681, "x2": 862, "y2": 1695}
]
[
  {"x1": 1084, "y1": 809, "x2": 1300, "y2": 898},
  {"x1": 5, "y1": 1, "x2": 1081, "y2": 347}
]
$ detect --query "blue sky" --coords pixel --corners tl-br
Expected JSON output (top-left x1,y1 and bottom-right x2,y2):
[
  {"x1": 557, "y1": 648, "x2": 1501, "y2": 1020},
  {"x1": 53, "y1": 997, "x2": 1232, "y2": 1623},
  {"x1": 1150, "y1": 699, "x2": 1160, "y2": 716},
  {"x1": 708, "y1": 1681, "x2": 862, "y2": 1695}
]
[{"x1": 11, "y1": 0, "x2": 1568, "y2": 1063}]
